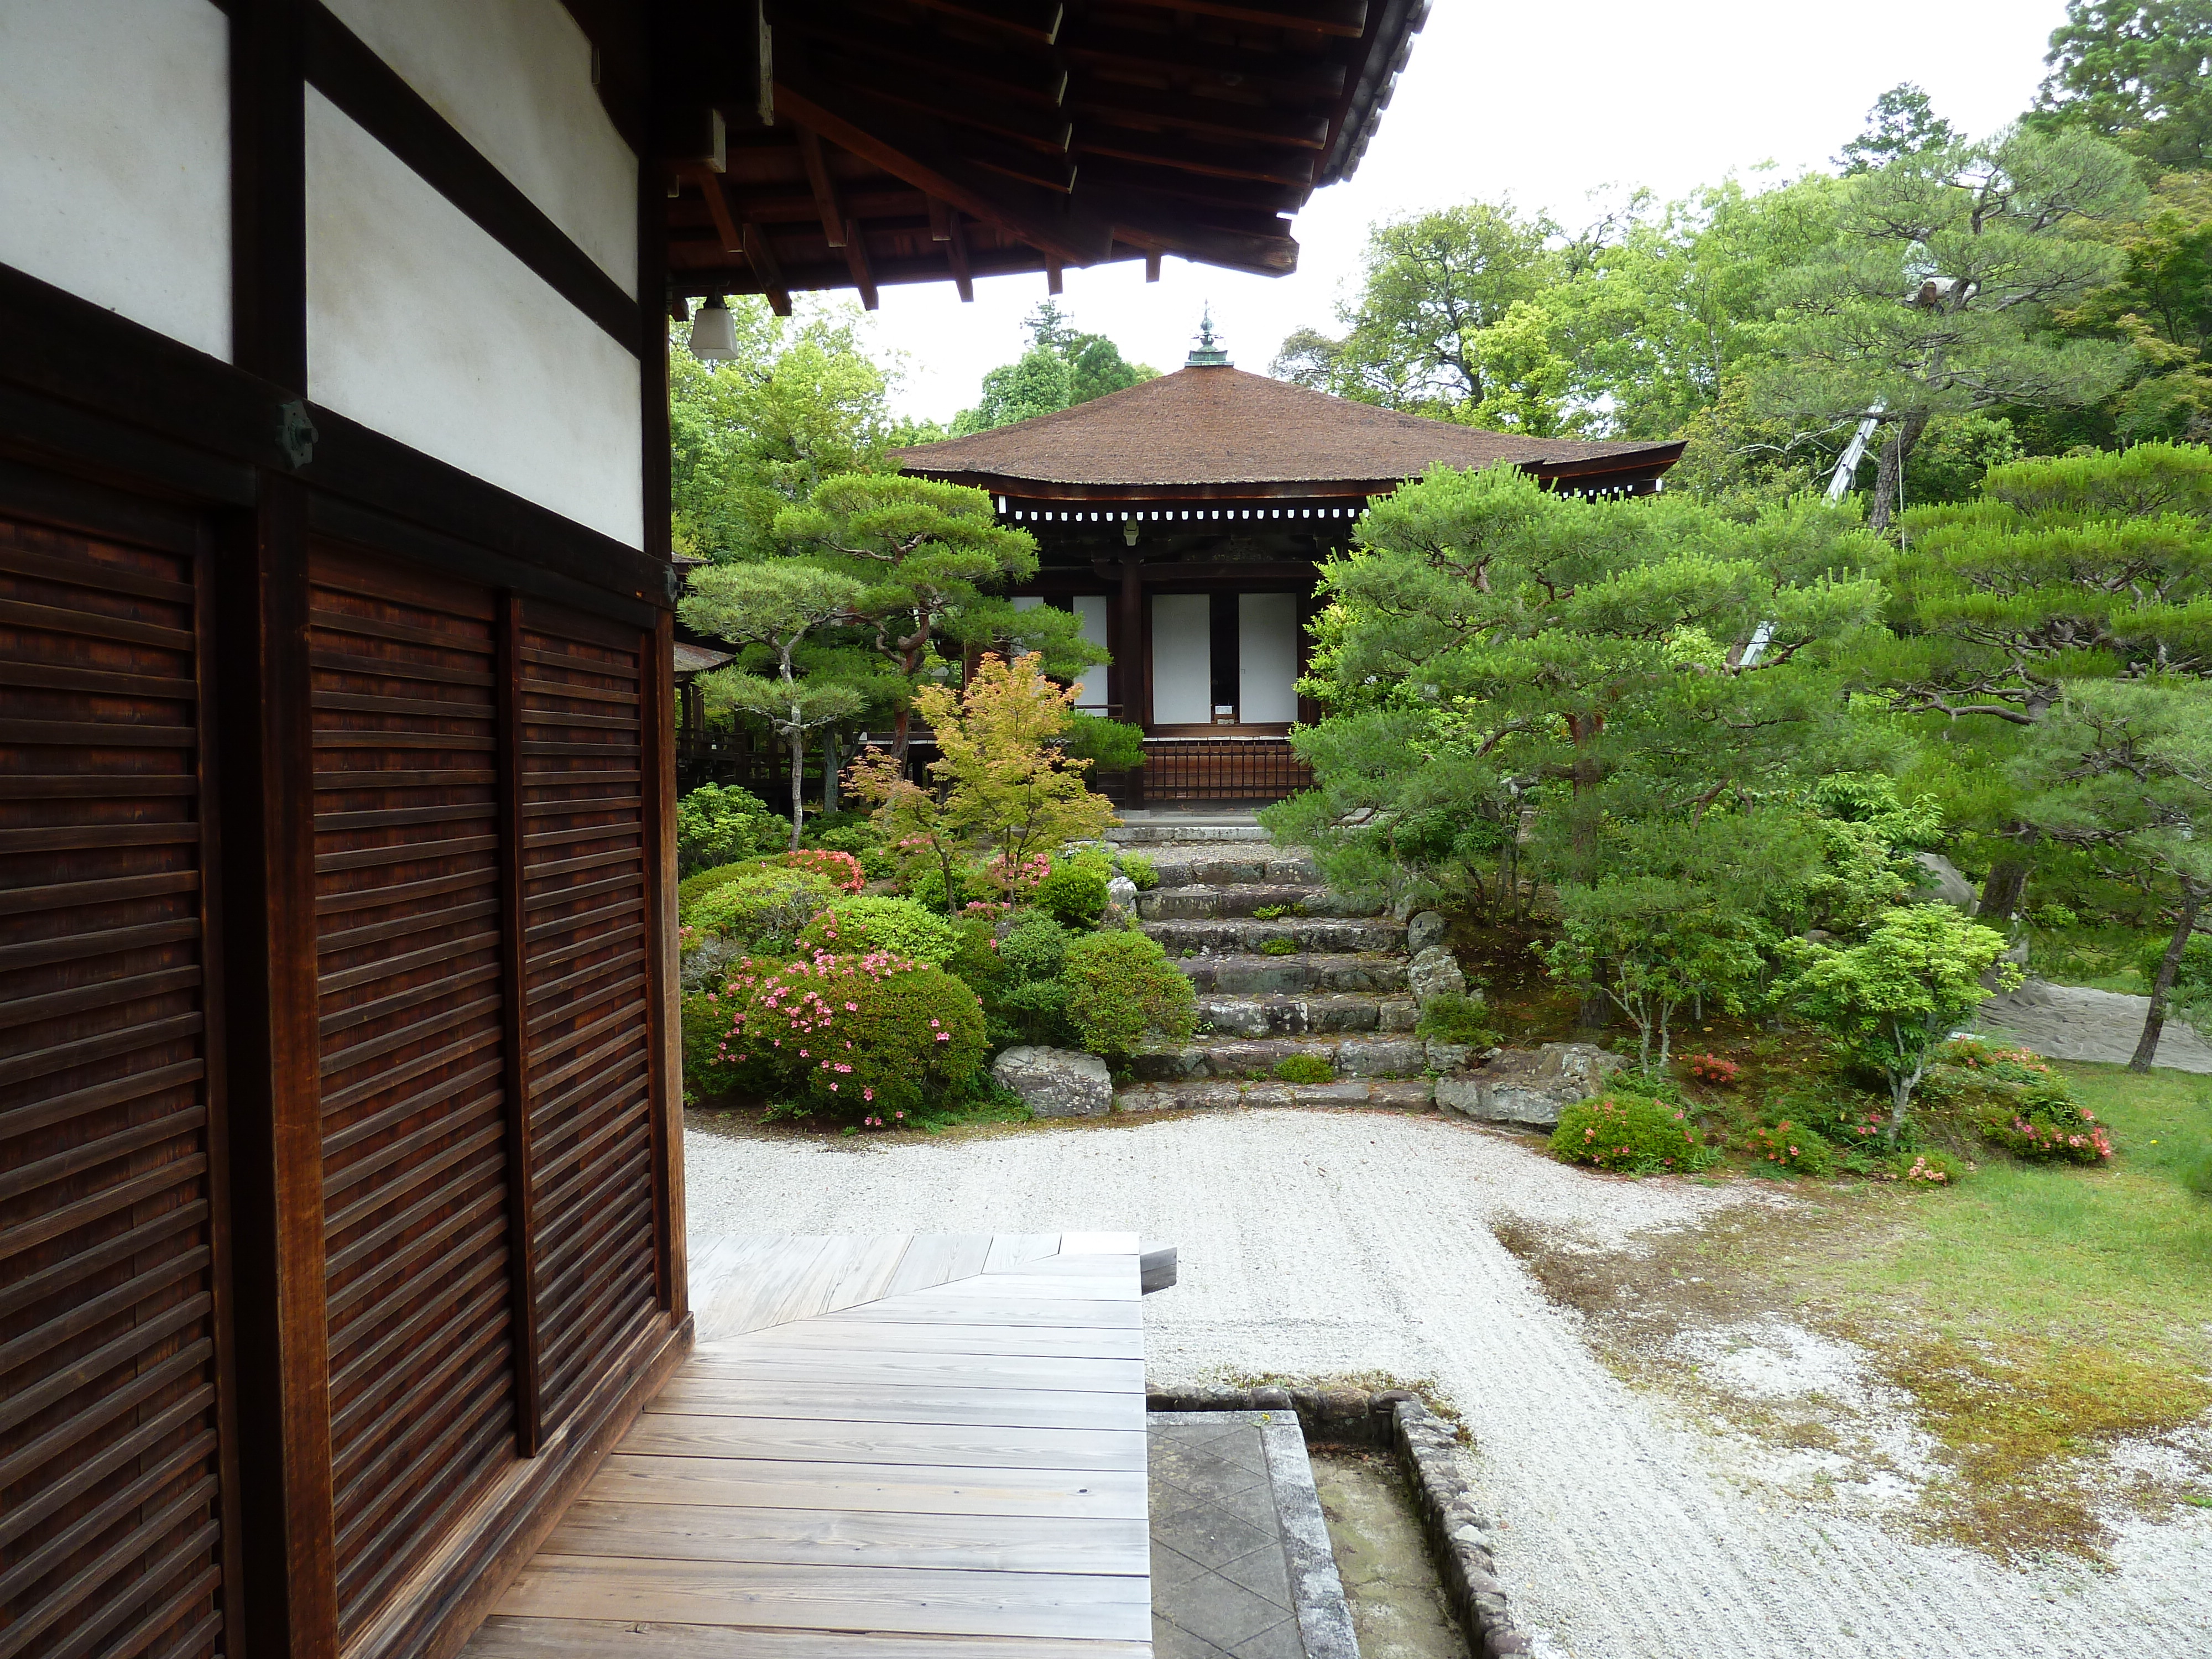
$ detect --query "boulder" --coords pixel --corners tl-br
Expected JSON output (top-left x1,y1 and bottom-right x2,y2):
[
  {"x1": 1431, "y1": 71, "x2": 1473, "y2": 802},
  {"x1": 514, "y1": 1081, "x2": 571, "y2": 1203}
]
[
  {"x1": 993, "y1": 1046, "x2": 1113, "y2": 1119},
  {"x1": 1407, "y1": 945, "x2": 1467, "y2": 1003},
  {"x1": 1104, "y1": 873, "x2": 1139, "y2": 924},
  {"x1": 1436, "y1": 1042, "x2": 1627, "y2": 1129},
  {"x1": 1913, "y1": 852, "x2": 1977, "y2": 911},
  {"x1": 1335, "y1": 1037, "x2": 1427, "y2": 1077},
  {"x1": 1406, "y1": 911, "x2": 1448, "y2": 953}
]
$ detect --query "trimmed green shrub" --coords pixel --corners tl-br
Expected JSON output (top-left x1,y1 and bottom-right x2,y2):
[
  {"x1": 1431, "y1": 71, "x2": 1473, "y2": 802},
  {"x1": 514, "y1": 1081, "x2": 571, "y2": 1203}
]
[
  {"x1": 1415, "y1": 992, "x2": 1497, "y2": 1048},
  {"x1": 1743, "y1": 1117, "x2": 1837, "y2": 1176},
  {"x1": 1550, "y1": 1091, "x2": 1718, "y2": 1176},
  {"x1": 943, "y1": 917, "x2": 1005, "y2": 994},
  {"x1": 1272, "y1": 1053, "x2": 1334, "y2": 1084},
  {"x1": 795, "y1": 895, "x2": 962, "y2": 967},
  {"x1": 904, "y1": 861, "x2": 992, "y2": 914},
  {"x1": 713, "y1": 952, "x2": 985, "y2": 1118},
  {"x1": 1258, "y1": 937, "x2": 1300, "y2": 957},
  {"x1": 1117, "y1": 851, "x2": 1160, "y2": 891},
  {"x1": 1034, "y1": 859, "x2": 1110, "y2": 929},
  {"x1": 677, "y1": 857, "x2": 770, "y2": 917},
  {"x1": 1000, "y1": 911, "x2": 1072, "y2": 979},
  {"x1": 685, "y1": 867, "x2": 838, "y2": 953},
  {"x1": 1063, "y1": 712, "x2": 1146, "y2": 771},
  {"x1": 1062, "y1": 930, "x2": 1197, "y2": 1057},
  {"x1": 676, "y1": 783, "x2": 783, "y2": 874}
]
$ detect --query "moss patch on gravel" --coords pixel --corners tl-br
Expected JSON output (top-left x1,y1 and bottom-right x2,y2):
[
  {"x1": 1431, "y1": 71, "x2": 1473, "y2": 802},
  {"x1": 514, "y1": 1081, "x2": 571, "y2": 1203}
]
[{"x1": 1493, "y1": 1062, "x2": 2212, "y2": 1563}]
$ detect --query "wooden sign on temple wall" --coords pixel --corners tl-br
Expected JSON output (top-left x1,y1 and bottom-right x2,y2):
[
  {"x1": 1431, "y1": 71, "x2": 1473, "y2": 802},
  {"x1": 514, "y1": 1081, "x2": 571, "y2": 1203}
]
[{"x1": 896, "y1": 326, "x2": 1686, "y2": 803}]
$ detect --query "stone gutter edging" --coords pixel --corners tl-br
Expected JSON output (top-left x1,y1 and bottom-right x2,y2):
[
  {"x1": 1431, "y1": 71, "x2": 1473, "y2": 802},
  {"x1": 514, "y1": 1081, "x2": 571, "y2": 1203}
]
[{"x1": 1147, "y1": 1385, "x2": 1532, "y2": 1658}]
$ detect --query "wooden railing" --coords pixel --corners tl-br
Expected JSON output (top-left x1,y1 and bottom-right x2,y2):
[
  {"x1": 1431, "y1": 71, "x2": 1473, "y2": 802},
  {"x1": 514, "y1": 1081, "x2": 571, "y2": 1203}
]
[{"x1": 1139, "y1": 737, "x2": 1312, "y2": 803}]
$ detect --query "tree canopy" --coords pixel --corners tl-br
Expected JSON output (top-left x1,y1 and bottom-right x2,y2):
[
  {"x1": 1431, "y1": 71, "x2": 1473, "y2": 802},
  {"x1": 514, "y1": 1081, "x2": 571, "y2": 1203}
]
[{"x1": 952, "y1": 304, "x2": 1157, "y2": 435}]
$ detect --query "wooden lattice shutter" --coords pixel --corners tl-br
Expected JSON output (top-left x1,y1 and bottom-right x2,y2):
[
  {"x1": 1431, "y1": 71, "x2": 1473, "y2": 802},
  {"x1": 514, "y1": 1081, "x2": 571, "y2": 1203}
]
[
  {"x1": 306, "y1": 547, "x2": 518, "y2": 1641},
  {"x1": 0, "y1": 503, "x2": 228, "y2": 1659},
  {"x1": 514, "y1": 600, "x2": 660, "y2": 1432}
]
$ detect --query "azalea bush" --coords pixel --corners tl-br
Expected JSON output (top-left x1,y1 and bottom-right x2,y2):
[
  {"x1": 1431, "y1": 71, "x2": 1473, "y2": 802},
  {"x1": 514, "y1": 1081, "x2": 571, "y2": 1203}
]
[
  {"x1": 703, "y1": 951, "x2": 985, "y2": 1118},
  {"x1": 780, "y1": 847, "x2": 865, "y2": 893},
  {"x1": 1743, "y1": 1117, "x2": 1836, "y2": 1176},
  {"x1": 1062, "y1": 929, "x2": 1196, "y2": 1058},
  {"x1": 1550, "y1": 1091, "x2": 1719, "y2": 1176},
  {"x1": 795, "y1": 895, "x2": 961, "y2": 966},
  {"x1": 1033, "y1": 856, "x2": 1111, "y2": 928},
  {"x1": 684, "y1": 866, "x2": 839, "y2": 953},
  {"x1": 1687, "y1": 1052, "x2": 1741, "y2": 1087}
]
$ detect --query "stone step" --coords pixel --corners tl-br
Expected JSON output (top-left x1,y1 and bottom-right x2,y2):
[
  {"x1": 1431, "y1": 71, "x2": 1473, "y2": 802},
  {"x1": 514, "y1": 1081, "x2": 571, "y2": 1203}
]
[
  {"x1": 1146, "y1": 916, "x2": 1407, "y2": 954},
  {"x1": 1108, "y1": 824, "x2": 1272, "y2": 844},
  {"x1": 1177, "y1": 952, "x2": 1411, "y2": 994},
  {"x1": 1195, "y1": 992, "x2": 1418, "y2": 1036},
  {"x1": 1141, "y1": 852, "x2": 1318, "y2": 889},
  {"x1": 1131, "y1": 1035, "x2": 1448, "y2": 1082},
  {"x1": 1115, "y1": 1078, "x2": 1436, "y2": 1113},
  {"x1": 1139, "y1": 883, "x2": 1331, "y2": 920}
]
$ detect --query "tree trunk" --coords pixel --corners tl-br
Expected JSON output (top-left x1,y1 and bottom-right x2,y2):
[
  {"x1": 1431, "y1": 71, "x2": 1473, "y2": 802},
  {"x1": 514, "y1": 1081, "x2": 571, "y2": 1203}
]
[
  {"x1": 822, "y1": 729, "x2": 839, "y2": 815},
  {"x1": 1976, "y1": 857, "x2": 2030, "y2": 925},
  {"x1": 1867, "y1": 411, "x2": 1929, "y2": 533},
  {"x1": 2131, "y1": 886, "x2": 2203, "y2": 1073},
  {"x1": 787, "y1": 718, "x2": 806, "y2": 850}
]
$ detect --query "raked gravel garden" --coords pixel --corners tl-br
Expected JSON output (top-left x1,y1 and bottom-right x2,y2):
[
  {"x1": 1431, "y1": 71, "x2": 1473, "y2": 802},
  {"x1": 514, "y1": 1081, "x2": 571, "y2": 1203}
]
[{"x1": 684, "y1": 1097, "x2": 2212, "y2": 1659}]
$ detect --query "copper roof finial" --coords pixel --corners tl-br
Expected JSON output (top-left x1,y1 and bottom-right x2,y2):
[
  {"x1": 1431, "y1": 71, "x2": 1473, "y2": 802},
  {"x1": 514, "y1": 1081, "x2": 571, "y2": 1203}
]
[{"x1": 1186, "y1": 306, "x2": 1231, "y2": 367}]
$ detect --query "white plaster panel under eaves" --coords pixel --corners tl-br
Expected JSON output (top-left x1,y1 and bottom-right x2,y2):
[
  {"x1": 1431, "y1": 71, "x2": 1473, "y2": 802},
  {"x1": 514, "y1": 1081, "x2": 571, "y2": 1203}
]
[
  {"x1": 322, "y1": 0, "x2": 638, "y2": 295},
  {"x1": 0, "y1": 0, "x2": 231, "y2": 361},
  {"x1": 306, "y1": 90, "x2": 644, "y2": 549}
]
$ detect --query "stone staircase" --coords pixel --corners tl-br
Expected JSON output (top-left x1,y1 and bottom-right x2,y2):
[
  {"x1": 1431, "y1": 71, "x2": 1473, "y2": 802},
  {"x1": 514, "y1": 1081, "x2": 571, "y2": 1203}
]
[{"x1": 1109, "y1": 824, "x2": 1459, "y2": 1113}]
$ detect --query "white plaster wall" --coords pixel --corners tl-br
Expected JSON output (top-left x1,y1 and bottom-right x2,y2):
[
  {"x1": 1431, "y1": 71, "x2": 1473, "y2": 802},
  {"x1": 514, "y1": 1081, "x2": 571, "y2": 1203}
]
[
  {"x1": 306, "y1": 91, "x2": 643, "y2": 548},
  {"x1": 1151, "y1": 595, "x2": 1212, "y2": 726},
  {"x1": 324, "y1": 0, "x2": 637, "y2": 294},
  {"x1": 1238, "y1": 593, "x2": 1300, "y2": 724},
  {"x1": 1072, "y1": 594, "x2": 1110, "y2": 711},
  {"x1": 0, "y1": 0, "x2": 231, "y2": 359}
]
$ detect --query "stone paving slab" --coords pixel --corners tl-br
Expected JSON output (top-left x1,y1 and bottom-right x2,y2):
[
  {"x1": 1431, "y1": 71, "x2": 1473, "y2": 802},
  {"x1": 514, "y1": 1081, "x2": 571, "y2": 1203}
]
[{"x1": 1149, "y1": 1412, "x2": 1356, "y2": 1659}]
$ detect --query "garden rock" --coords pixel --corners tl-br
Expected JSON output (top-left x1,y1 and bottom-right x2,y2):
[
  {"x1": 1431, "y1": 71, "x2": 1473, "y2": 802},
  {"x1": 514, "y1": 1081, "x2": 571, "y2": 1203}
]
[
  {"x1": 1104, "y1": 873, "x2": 1139, "y2": 922},
  {"x1": 1406, "y1": 911, "x2": 1448, "y2": 953},
  {"x1": 1407, "y1": 945, "x2": 1467, "y2": 1003},
  {"x1": 992, "y1": 1046, "x2": 1112, "y2": 1119},
  {"x1": 1436, "y1": 1042, "x2": 1626, "y2": 1129},
  {"x1": 1913, "y1": 852, "x2": 1976, "y2": 911}
]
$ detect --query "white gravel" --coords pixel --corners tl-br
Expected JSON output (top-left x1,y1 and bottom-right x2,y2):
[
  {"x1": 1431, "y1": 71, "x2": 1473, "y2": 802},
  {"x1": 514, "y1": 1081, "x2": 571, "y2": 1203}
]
[{"x1": 684, "y1": 1108, "x2": 2212, "y2": 1659}]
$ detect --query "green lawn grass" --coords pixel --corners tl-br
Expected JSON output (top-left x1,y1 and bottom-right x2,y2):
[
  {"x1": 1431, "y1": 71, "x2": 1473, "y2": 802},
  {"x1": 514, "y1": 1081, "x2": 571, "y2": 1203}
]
[{"x1": 1797, "y1": 1062, "x2": 2212, "y2": 1555}]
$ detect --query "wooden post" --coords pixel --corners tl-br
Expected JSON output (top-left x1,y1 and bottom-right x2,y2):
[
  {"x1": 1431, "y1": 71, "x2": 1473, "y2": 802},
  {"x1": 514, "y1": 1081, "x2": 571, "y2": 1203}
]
[
  {"x1": 215, "y1": 475, "x2": 340, "y2": 1659},
  {"x1": 642, "y1": 610, "x2": 686, "y2": 1321},
  {"x1": 1119, "y1": 560, "x2": 1147, "y2": 730}
]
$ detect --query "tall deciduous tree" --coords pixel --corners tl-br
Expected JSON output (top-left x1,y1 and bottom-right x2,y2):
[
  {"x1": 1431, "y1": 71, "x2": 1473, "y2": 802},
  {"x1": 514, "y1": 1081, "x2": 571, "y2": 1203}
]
[
  {"x1": 952, "y1": 303, "x2": 1156, "y2": 435},
  {"x1": 1756, "y1": 127, "x2": 2147, "y2": 529},
  {"x1": 680, "y1": 562, "x2": 868, "y2": 847},
  {"x1": 2031, "y1": 0, "x2": 2212, "y2": 169},
  {"x1": 776, "y1": 474, "x2": 1040, "y2": 762}
]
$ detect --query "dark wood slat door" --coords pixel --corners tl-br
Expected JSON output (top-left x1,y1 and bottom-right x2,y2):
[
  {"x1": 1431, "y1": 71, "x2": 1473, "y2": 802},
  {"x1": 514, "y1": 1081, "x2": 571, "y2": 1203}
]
[
  {"x1": 514, "y1": 601, "x2": 659, "y2": 1431},
  {"x1": 0, "y1": 508, "x2": 229, "y2": 1659},
  {"x1": 306, "y1": 547, "x2": 519, "y2": 1642}
]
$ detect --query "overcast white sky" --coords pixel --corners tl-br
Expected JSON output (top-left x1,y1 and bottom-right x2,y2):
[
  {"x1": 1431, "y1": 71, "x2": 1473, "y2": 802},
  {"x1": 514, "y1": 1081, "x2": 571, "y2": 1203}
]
[{"x1": 842, "y1": 0, "x2": 2072, "y2": 425}]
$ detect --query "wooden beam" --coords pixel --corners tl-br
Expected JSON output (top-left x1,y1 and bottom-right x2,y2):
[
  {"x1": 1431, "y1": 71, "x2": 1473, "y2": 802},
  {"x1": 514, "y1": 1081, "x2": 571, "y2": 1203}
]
[
  {"x1": 901, "y1": 0, "x2": 1065, "y2": 45},
  {"x1": 1070, "y1": 79, "x2": 1333, "y2": 150},
  {"x1": 1111, "y1": 0, "x2": 1368, "y2": 36},
  {"x1": 1145, "y1": 251, "x2": 1162, "y2": 283},
  {"x1": 795, "y1": 128, "x2": 848, "y2": 247},
  {"x1": 928, "y1": 197, "x2": 952, "y2": 243},
  {"x1": 1045, "y1": 257, "x2": 1063, "y2": 295},
  {"x1": 1077, "y1": 128, "x2": 1318, "y2": 189},
  {"x1": 946, "y1": 213, "x2": 975, "y2": 302},
  {"x1": 690, "y1": 167, "x2": 745, "y2": 254},
  {"x1": 743, "y1": 222, "x2": 795, "y2": 316},
  {"x1": 843, "y1": 220, "x2": 879, "y2": 310},
  {"x1": 771, "y1": 71, "x2": 1114, "y2": 265},
  {"x1": 1057, "y1": 20, "x2": 1348, "y2": 96}
]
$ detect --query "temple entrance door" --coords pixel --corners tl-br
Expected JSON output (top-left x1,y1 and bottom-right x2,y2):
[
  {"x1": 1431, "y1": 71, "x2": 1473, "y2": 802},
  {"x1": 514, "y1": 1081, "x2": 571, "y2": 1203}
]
[{"x1": 1238, "y1": 593, "x2": 1298, "y2": 724}]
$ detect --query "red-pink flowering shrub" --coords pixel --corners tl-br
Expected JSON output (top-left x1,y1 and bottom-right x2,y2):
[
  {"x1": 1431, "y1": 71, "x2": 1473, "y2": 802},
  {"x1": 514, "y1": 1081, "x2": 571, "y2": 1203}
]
[
  {"x1": 1686, "y1": 1052, "x2": 1740, "y2": 1087},
  {"x1": 780, "y1": 847, "x2": 864, "y2": 892},
  {"x1": 1743, "y1": 1118, "x2": 1835, "y2": 1175},
  {"x1": 1548, "y1": 1091, "x2": 1718, "y2": 1176},
  {"x1": 703, "y1": 950, "x2": 984, "y2": 1118}
]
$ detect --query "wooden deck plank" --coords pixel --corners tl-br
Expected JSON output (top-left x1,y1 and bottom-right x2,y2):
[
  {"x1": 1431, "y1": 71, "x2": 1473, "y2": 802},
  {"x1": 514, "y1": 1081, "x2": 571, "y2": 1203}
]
[
  {"x1": 823, "y1": 1232, "x2": 913, "y2": 1312},
  {"x1": 983, "y1": 1233, "x2": 1059, "y2": 1272},
  {"x1": 467, "y1": 1616, "x2": 1148, "y2": 1658},
  {"x1": 466, "y1": 1232, "x2": 1152, "y2": 1658},
  {"x1": 584, "y1": 1454, "x2": 1147, "y2": 1520},
  {"x1": 539, "y1": 1501, "x2": 1150, "y2": 1575},
  {"x1": 679, "y1": 1349, "x2": 1144, "y2": 1394},
  {"x1": 733, "y1": 1321, "x2": 1146, "y2": 1361},
  {"x1": 821, "y1": 1295, "x2": 1142, "y2": 1331},
  {"x1": 642, "y1": 1380, "x2": 1145, "y2": 1432},
  {"x1": 620, "y1": 1413, "x2": 1147, "y2": 1472},
  {"x1": 495, "y1": 1557, "x2": 1152, "y2": 1640}
]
